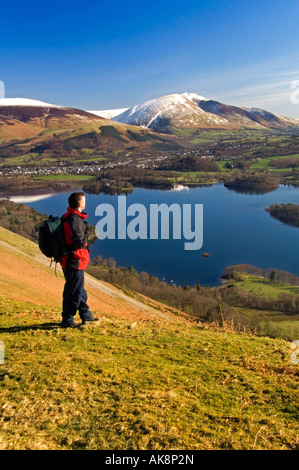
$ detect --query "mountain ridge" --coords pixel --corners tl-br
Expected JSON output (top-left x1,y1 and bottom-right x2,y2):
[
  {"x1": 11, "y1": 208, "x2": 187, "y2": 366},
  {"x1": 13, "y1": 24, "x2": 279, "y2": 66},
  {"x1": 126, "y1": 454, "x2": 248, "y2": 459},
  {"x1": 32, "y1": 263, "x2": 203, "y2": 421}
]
[
  {"x1": 0, "y1": 97, "x2": 182, "y2": 160},
  {"x1": 1, "y1": 93, "x2": 299, "y2": 166},
  {"x1": 87, "y1": 92, "x2": 299, "y2": 132},
  {"x1": 0, "y1": 97, "x2": 107, "y2": 130}
]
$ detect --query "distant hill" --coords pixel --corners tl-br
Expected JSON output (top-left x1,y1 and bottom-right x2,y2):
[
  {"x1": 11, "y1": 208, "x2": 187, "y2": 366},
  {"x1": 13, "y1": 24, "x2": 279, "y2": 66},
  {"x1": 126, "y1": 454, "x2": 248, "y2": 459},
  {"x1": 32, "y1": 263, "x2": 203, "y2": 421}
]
[
  {"x1": 0, "y1": 98, "x2": 107, "y2": 127},
  {"x1": 104, "y1": 92, "x2": 299, "y2": 132},
  {"x1": 1, "y1": 94, "x2": 299, "y2": 168},
  {"x1": 0, "y1": 98, "x2": 184, "y2": 164},
  {"x1": 86, "y1": 108, "x2": 129, "y2": 119},
  {"x1": 0, "y1": 97, "x2": 107, "y2": 142}
]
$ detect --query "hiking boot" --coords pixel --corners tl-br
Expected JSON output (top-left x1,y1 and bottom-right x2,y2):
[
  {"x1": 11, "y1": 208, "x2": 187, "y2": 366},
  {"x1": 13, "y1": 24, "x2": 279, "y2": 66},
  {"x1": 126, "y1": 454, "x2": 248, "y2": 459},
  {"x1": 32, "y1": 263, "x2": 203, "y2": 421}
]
[
  {"x1": 81, "y1": 318, "x2": 100, "y2": 326},
  {"x1": 60, "y1": 322, "x2": 80, "y2": 329}
]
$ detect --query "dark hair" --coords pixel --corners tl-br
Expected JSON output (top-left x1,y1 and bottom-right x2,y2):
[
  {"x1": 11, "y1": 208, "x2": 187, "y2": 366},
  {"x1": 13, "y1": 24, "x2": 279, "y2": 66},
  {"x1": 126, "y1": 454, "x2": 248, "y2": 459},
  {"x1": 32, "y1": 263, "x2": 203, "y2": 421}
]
[{"x1": 68, "y1": 192, "x2": 85, "y2": 209}]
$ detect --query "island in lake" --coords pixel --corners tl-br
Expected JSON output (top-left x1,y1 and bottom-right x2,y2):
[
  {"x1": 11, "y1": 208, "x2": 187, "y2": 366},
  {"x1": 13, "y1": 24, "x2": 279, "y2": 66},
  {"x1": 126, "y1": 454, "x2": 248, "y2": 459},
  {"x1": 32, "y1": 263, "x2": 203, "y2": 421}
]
[
  {"x1": 265, "y1": 203, "x2": 299, "y2": 228},
  {"x1": 224, "y1": 175, "x2": 279, "y2": 194}
]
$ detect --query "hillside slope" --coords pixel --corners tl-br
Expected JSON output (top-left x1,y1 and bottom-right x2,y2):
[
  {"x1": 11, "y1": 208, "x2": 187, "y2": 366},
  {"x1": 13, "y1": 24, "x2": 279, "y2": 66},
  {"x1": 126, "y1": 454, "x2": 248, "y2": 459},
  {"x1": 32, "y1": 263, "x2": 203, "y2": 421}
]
[
  {"x1": 0, "y1": 227, "x2": 298, "y2": 450},
  {"x1": 0, "y1": 226, "x2": 186, "y2": 323},
  {"x1": 0, "y1": 98, "x2": 107, "y2": 139},
  {"x1": 0, "y1": 98, "x2": 186, "y2": 166},
  {"x1": 0, "y1": 121, "x2": 183, "y2": 168}
]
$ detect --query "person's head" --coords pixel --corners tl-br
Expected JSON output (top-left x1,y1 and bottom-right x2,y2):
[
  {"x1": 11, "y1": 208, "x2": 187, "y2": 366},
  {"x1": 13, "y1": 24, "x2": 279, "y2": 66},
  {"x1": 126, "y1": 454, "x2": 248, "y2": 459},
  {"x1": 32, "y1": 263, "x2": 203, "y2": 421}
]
[{"x1": 68, "y1": 192, "x2": 86, "y2": 212}]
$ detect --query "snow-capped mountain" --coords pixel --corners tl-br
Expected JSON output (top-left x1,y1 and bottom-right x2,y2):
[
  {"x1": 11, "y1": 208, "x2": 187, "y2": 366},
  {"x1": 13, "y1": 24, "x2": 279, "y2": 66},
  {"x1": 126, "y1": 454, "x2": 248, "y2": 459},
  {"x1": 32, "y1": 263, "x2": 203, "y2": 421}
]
[
  {"x1": 0, "y1": 97, "x2": 106, "y2": 130},
  {"x1": 0, "y1": 98, "x2": 63, "y2": 108},
  {"x1": 242, "y1": 107, "x2": 299, "y2": 127},
  {"x1": 111, "y1": 92, "x2": 229, "y2": 129},
  {"x1": 87, "y1": 108, "x2": 129, "y2": 119},
  {"x1": 97, "y1": 92, "x2": 299, "y2": 131}
]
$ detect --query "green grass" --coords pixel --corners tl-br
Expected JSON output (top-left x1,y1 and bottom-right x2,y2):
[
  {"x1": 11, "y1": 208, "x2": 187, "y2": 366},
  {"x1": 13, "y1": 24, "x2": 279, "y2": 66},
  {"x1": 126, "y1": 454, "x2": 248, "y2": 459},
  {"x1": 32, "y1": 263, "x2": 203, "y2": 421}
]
[
  {"x1": 259, "y1": 320, "x2": 299, "y2": 341},
  {"x1": 191, "y1": 138, "x2": 215, "y2": 144},
  {"x1": 76, "y1": 156, "x2": 107, "y2": 163},
  {"x1": 230, "y1": 275, "x2": 299, "y2": 299},
  {"x1": 216, "y1": 161, "x2": 237, "y2": 172},
  {"x1": 40, "y1": 129, "x2": 69, "y2": 135},
  {"x1": 35, "y1": 174, "x2": 96, "y2": 182},
  {"x1": 0, "y1": 297, "x2": 298, "y2": 450},
  {"x1": 0, "y1": 153, "x2": 41, "y2": 166},
  {"x1": 250, "y1": 154, "x2": 299, "y2": 170},
  {"x1": 0, "y1": 226, "x2": 40, "y2": 257},
  {"x1": 227, "y1": 275, "x2": 299, "y2": 341}
]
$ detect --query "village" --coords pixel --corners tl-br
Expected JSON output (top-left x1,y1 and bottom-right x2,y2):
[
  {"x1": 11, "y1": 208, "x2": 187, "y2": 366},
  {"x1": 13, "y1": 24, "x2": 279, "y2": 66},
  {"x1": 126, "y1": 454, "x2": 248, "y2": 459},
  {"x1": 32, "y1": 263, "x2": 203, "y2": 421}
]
[{"x1": 0, "y1": 150, "x2": 218, "y2": 177}]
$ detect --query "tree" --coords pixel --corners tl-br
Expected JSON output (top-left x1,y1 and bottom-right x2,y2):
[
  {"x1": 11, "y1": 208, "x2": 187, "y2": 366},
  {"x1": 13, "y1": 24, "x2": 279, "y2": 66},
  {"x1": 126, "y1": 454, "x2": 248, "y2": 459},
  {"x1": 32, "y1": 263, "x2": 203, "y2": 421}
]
[
  {"x1": 269, "y1": 270, "x2": 277, "y2": 282},
  {"x1": 108, "y1": 257, "x2": 117, "y2": 268}
]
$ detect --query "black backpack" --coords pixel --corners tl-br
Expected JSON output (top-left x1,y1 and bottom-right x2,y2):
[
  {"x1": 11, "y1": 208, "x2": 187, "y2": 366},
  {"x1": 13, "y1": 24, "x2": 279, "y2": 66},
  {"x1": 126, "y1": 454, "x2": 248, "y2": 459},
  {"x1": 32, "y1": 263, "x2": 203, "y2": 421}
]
[{"x1": 38, "y1": 216, "x2": 68, "y2": 263}]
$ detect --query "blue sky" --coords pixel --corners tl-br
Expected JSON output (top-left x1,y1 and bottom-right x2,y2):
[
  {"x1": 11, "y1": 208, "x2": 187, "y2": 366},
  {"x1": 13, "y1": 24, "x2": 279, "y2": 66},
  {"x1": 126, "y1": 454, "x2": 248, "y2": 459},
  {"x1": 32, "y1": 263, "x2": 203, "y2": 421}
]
[{"x1": 1, "y1": 0, "x2": 299, "y2": 117}]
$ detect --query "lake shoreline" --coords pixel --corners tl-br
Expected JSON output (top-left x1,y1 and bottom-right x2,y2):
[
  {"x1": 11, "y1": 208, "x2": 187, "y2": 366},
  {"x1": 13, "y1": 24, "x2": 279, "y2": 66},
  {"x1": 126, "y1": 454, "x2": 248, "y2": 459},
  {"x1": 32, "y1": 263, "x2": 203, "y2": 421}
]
[{"x1": 18, "y1": 183, "x2": 299, "y2": 288}]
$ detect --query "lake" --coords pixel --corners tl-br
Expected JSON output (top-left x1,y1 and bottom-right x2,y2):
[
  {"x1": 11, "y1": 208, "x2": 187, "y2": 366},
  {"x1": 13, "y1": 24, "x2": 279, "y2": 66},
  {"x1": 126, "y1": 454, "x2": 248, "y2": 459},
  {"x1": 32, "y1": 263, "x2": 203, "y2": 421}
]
[{"x1": 14, "y1": 183, "x2": 299, "y2": 287}]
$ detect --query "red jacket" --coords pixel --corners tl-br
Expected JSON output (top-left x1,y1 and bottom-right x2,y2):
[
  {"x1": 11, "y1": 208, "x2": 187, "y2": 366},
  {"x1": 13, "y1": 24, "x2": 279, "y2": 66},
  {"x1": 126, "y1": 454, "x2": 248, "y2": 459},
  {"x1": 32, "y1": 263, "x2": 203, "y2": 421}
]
[{"x1": 60, "y1": 207, "x2": 90, "y2": 271}]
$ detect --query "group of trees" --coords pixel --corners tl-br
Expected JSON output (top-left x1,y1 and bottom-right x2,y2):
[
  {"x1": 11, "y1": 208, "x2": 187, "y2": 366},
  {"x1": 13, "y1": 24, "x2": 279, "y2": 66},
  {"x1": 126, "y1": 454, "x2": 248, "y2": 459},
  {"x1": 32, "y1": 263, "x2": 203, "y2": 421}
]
[
  {"x1": 224, "y1": 174, "x2": 279, "y2": 191},
  {"x1": 224, "y1": 160, "x2": 250, "y2": 170},
  {"x1": 157, "y1": 155, "x2": 219, "y2": 172},
  {"x1": 83, "y1": 157, "x2": 222, "y2": 196},
  {"x1": 223, "y1": 264, "x2": 299, "y2": 286},
  {"x1": 87, "y1": 257, "x2": 237, "y2": 324},
  {"x1": 265, "y1": 203, "x2": 299, "y2": 228},
  {"x1": 219, "y1": 283, "x2": 299, "y2": 315},
  {"x1": 0, "y1": 174, "x2": 73, "y2": 193},
  {"x1": 88, "y1": 258, "x2": 299, "y2": 332},
  {"x1": 83, "y1": 166, "x2": 177, "y2": 194},
  {"x1": 0, "y1": 199, "x2": 47, "y2": 241},
  {"x1": 205, "y1": 132, "x2": 299, "y2": 160},
  {"x1": 83, "y1": 179, "x2": 134, "y2": 196},
  {"x1": 270, "y1": 157, "x2": 299, "y2": 169}
]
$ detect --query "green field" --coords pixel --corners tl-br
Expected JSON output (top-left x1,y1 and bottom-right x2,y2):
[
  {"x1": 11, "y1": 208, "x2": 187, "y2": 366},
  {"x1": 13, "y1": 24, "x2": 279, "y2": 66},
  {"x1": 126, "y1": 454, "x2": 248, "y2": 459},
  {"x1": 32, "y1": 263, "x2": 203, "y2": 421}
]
[
  {"x1": 230, "y1": 275, "x2": 299, "y2": 299},
  {"x1": 0, "y1": 297, "x2": 298, "y2": 450},
  {"x1": 228, "y1": 275, "x2": 299, "y2": 341},
  {"x1": 249, "y1": 154, "x2": 299, "y2": 170},
  {"x1": 35, "y1": 174, "x2": 96, "y2": 182}
]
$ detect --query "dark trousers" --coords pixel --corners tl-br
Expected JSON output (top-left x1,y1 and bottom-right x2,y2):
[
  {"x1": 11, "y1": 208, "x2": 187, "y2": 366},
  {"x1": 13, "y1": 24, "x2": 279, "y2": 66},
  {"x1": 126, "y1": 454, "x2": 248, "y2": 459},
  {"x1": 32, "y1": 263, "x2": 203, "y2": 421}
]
[{"x1": 62, "y1": 269, "x2": 93, "y2": 325}]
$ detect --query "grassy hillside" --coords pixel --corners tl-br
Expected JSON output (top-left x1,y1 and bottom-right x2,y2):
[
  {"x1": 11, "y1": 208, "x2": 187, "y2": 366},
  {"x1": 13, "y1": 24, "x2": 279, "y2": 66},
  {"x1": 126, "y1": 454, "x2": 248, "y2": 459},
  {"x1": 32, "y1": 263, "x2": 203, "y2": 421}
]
[
  {"x1": 0, "y1": 227, "x2": 298, "y2": 450},
  {"x1": 228, "y1": 274, "x2": 299, "y2": 299},
  {"x1": 0, "y1": 122, "x2": 184, "y2": 169}
]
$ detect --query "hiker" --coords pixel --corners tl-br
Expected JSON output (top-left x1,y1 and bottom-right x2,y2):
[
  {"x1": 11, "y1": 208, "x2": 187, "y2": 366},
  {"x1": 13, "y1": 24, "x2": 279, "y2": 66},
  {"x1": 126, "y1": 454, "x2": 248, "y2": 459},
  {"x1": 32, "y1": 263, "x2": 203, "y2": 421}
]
[{"x1": 60, "y1": 192, "x2": 98, "y2": 328}]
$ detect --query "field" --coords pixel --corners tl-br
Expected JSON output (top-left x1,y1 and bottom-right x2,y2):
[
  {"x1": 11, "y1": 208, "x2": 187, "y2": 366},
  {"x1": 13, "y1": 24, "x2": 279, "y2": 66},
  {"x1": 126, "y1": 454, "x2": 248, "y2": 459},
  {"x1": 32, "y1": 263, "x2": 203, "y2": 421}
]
[
  {"x1": 1, "y1": 296, "x2": 298, "y2": 450},
  {"x1": 35, "y1": 174, "x2": 96, "y2": 182},
  {"x1": 228, "y1": 275, "x2": 299, "y2": 341},
  {"x1": 230, "y1": 275, "x2": 299, "y2": 299},
  {"x1": 249, "y1": 153, "x2": 299, "y2": 171},
  {"x1": 0, "y1": 227, "x2": 298, "y2": 450}
]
